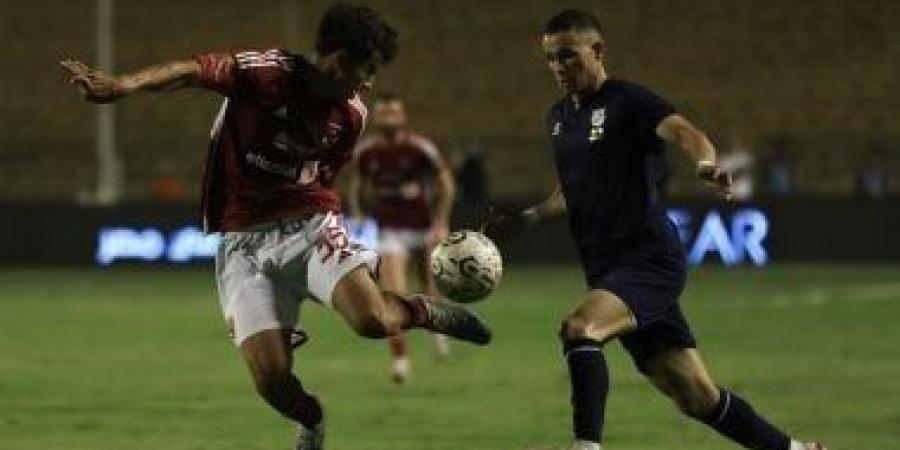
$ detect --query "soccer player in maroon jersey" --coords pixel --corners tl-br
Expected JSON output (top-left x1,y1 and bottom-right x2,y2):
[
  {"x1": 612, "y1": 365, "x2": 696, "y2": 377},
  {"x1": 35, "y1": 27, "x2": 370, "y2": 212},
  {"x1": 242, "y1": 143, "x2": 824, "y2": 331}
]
[
  {"x1": 350, "y1": 94, "x2": 455, "y2": 384},
  {"x1": 60, "y1": 4, "x2": 490, "y2": 449}
]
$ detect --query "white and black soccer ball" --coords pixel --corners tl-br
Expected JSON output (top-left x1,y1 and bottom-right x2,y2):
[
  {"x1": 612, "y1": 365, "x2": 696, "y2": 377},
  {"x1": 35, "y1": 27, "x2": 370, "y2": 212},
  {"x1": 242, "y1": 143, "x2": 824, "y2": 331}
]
[{"x1": 430, "y1": 230, "x2": 503, "y2": 303}]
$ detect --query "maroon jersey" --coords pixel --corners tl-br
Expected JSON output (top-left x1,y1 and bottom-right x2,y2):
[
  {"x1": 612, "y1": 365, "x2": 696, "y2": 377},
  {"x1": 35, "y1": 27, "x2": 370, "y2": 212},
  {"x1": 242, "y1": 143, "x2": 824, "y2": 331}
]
[
  {"x1": 194, "y1": 49, "x2": 367, "y2": 232},
  {"x1": 354, "y1": 130, "x2": 444, "y2": 229}
]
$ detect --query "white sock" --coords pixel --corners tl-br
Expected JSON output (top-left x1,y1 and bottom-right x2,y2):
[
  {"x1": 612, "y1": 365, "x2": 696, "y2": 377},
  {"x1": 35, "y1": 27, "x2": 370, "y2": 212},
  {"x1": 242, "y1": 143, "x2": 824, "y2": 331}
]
[
  {"x1": 392, "y1": 357, "x2": 410, "y2": 376},
  {"x1": 789, "y1": 441, "x2": 806, "y2": 450},
  {"x1": 571, "y1": 439, "x2": 601, "y2": 450}
]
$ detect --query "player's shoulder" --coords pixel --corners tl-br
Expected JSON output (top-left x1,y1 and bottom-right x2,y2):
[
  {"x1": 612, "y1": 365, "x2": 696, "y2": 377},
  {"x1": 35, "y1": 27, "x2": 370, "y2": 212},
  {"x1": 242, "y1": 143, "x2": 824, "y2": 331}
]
[
  {"x1": 607, "y1": 78, "x2": 668, "y2": 102},
  {"x1": 403, "y1": 130, "x2": 441, "y2": 160},
  {"x1": 346, "y1": 93, "x2": 368, "y2": 125},
  {"x1": 404, "y1": 130, "x2": 437, "y2": 149},
  {"x1": 603, "y1": 78, "x2": 653, "y2": 95},
  {"x1": 233, "y1": 48, "x2": 296, "y2": 72}
]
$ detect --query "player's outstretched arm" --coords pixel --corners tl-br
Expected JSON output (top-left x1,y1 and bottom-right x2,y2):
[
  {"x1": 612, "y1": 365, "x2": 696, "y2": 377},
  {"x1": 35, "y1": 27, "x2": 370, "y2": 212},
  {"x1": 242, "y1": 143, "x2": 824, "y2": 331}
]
[
  {"x1": 60, "y1": 59, "x2": 202, "y2": 104},
  {"x1": 656, "y1": 114, "x2": 733, "y2": 200},
  {"x1": 482, "y1": 182, "x2": 566, "y2": 241}
]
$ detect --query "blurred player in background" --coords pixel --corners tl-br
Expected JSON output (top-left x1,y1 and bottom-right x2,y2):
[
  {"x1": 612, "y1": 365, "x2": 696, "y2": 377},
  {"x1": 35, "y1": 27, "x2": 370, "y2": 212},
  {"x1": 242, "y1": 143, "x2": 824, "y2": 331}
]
[
  {"x1": 350, "y1": 94, "x2": 455, "y2": 384},
  {"x1": 485, "y1": 9, "x2": 826, "y2": 450},
  {"x1": 60, "y1": 3, "x2": 490, "y2": 449}
]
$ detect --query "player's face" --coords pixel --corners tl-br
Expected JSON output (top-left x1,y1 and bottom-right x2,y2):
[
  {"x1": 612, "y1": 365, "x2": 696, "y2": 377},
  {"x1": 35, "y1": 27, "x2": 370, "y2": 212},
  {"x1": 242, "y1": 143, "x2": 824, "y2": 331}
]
[
  {"x1": 320, "y1": 50, "x2": 382, "y2": 99},
  {"x1": 541, "y1": 29, "x2": 605, "y2": 96},
  {"x1": 372, "y1": 100, "x2": 407, "y2": 133}
]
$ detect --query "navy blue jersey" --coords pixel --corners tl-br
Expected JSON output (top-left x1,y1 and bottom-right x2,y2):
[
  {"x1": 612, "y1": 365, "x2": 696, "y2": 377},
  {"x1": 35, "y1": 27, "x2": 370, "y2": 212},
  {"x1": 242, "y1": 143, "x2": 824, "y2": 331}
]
[{"x1": 547, "y1": 78, "x2": 676, "y2": 250}]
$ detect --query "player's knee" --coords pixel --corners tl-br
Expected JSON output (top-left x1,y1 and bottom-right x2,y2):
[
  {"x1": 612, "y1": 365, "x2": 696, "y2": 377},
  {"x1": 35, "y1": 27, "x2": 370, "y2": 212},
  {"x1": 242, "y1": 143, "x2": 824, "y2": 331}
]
[{"x1": 558, "y1": 315, "x2": 614, "y2": 343}]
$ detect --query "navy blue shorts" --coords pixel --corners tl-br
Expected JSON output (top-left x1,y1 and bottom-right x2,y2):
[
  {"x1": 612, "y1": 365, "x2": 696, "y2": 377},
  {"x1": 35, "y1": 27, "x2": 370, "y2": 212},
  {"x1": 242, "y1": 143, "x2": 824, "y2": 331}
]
[{"x1": 580, "y1": 227, "x2": 696, "y2": 374}]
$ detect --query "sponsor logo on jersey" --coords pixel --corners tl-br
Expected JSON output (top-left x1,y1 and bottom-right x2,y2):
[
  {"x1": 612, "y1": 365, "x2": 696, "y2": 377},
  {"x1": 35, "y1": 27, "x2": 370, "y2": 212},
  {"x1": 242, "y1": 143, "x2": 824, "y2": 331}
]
[
  {"x1": 589, "y1": 107, "x2": 606, "y2": 142},
  {"x1": 245, "y1": 151, "x2": 298, "y2": 179},
  {"x1": 272, "y1": 132, "x2": 313, "y2": 156}
]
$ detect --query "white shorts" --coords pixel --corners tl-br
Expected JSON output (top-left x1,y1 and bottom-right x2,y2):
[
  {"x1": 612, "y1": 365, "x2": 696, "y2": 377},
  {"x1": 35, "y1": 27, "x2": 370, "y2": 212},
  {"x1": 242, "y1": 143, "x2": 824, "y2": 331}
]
[
  {"x1": 377, "y1": 228, "x2": 428, "y2": 256},
  {"x1": 215, "y1": 212, "x2": 379, "y2": 345}
]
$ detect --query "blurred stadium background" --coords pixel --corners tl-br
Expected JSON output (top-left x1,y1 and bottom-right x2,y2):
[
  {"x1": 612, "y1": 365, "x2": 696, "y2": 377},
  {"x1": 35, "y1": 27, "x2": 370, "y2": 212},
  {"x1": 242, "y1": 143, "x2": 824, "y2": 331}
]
[{"x1": 1, "y1": 1, "x2": 898, "y2": 449}]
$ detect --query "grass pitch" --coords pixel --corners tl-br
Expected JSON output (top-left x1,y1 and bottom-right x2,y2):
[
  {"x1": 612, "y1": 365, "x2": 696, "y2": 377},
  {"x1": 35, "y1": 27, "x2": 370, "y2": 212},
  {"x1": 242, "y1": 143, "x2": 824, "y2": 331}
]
[{"x1": 1, "y1": 264, "x2": 898, "y2": 449}]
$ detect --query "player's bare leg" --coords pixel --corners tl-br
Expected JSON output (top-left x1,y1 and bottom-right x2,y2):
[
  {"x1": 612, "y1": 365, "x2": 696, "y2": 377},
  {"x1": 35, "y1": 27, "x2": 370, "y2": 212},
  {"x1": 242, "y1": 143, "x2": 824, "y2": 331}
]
[
  {"x1": 332, "y1": 266, "x2": 491, "y2": 345},
  {"x1": 239, "y1": 328, "x2": 324, "y2": 449},
  {"x1": 644, "y1": 347, "x2": 828, "y2": 450},
  {"x1": 378, "y1": 253, "x2": 412, "y2": 383},
  {"x1": 415, "y1": 247, "x2": 451, "y2": 359},
  {"x1": 556, "y1": 290, "x2": 637, "y2": 450}
]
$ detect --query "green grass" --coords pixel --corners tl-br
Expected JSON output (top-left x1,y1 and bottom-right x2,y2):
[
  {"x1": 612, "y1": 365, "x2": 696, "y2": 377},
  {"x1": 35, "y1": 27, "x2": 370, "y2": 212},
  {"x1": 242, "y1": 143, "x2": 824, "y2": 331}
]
[{"x1": 1, "y1": 264, "x2": 899, "y2": 449}]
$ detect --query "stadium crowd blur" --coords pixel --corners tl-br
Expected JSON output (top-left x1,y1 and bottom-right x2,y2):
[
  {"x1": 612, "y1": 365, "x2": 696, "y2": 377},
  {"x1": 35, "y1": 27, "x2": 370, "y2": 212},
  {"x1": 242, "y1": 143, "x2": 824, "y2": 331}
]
[{"x1": 2, "y1": 0, "x2": 897, "y2": 206}]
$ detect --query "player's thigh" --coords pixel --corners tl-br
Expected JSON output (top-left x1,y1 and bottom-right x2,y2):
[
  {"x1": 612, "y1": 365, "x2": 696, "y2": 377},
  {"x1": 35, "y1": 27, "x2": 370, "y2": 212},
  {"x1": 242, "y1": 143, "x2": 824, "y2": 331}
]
[
  {"x1": 378, "y1": 252, "x2": 409, "y2": 293},
  {"x1": 560, "y1": 289, "x2": 638, "y2": 342},
  {"x1": 643, "y1": 347, "x2": 718, "y2": 407},
  {"x1": 216, "y1": 233, "x2": 299, "y2": 345},
  {"x1": 238, "y1": 328, "x2": 293, "y2": 386},
  {"x1": 332, "y1": 266, "x2": 399, "y2": 332}
]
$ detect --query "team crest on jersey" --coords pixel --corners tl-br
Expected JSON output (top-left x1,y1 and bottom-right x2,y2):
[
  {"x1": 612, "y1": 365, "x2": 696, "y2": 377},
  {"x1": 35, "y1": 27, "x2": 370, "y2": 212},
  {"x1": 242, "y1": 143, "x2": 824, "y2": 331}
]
[{"x1": 589, "y1": 108, "x2": 605, "y2": 142}]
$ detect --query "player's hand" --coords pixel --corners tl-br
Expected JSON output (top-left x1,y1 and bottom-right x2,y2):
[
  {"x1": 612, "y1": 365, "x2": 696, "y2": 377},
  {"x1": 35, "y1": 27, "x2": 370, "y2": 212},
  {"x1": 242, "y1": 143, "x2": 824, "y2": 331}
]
[
  {"x1": 480, "y1": 207, "x2": 532, "y2": 243},
  {"x1": 60, "y1": 59, "x2": 127, "y2": 103},
  {"x1": 426, "y1": 222, "x2": 449, "y2": 248},
  {"x1": 696, "y1": 161, "x2": 734, "y2": 201}
]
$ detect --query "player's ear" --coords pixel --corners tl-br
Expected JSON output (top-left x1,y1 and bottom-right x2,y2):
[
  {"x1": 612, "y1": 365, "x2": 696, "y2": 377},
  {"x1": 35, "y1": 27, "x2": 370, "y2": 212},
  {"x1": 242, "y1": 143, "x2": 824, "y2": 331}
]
[
  {"x1": 591, "y1": 41, "x2": 605, "y2": 60},
  {"x1": 317, "y1": 50, "x2": 343, "y2": 77}
]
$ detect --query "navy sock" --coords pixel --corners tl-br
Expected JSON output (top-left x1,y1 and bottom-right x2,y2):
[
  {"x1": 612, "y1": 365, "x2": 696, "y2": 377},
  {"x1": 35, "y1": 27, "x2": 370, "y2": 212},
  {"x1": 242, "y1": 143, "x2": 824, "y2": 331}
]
[
  {"x1": 699, "y1": 388, "x2": 790, "y2": 450},
  {"x1": 563, "y1": 338, "x2": 608, "y2": 444}
]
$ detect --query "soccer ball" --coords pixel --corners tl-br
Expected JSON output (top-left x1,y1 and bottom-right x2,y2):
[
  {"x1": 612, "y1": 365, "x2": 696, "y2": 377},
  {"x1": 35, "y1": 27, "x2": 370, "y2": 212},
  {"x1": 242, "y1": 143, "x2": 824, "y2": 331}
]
[{"x1": 430, "y1": 230, "x2": 503, "y2": 303}]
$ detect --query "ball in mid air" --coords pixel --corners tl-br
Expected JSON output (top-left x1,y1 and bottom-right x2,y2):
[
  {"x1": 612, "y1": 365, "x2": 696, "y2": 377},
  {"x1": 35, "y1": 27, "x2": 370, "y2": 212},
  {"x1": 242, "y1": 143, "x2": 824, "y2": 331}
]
[{"x1": 430, "y1": 230, "x2": 503, "y2": 303}]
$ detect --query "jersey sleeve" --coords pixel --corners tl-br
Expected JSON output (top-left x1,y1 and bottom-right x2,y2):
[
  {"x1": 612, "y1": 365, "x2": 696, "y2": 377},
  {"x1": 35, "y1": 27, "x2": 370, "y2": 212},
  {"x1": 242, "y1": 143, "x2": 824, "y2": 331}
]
[
  {"x1": 194, "y1": 49, "x2": 293, "y2": 102},
  {"x1": 193, "y1": 52, "x2": 239, "y2": 96},
  {"x1": 409, "y1": 133, "x2": 445, "y2": 170},
  {"x1": 628, "y1": 83, "x2": 677, "y2": 136}
]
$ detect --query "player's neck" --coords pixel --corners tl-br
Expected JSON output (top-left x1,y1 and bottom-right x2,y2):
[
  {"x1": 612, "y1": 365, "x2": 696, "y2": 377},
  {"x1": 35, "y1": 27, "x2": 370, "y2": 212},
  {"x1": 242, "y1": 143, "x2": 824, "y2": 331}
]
[
  {"x1": 572, "y1": 73, "x2": 609, "y2": 106},
  {"x1": 379, "y1": 128, "x2": 403, "y2": 141}
]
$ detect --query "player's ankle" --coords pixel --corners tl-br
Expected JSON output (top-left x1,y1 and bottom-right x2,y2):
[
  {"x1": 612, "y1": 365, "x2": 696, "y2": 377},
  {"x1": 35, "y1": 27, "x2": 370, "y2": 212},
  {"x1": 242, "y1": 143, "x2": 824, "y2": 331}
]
[
  {"x1": 400, "y1": 294, "x2": 428, "y2": 327},
  {"x1": 391, "y1": 357, "x2": 411, "y2": 384},
  {"x1": 571, "y1": 439, "x2": 601, "y2": 450}
]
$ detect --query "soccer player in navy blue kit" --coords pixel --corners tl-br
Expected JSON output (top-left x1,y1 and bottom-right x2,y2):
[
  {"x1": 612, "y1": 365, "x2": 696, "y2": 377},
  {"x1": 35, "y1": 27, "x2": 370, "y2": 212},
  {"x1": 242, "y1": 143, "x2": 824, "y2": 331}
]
[{"x1": 485, "y1": 10, "x2": 826, "y2": 450}]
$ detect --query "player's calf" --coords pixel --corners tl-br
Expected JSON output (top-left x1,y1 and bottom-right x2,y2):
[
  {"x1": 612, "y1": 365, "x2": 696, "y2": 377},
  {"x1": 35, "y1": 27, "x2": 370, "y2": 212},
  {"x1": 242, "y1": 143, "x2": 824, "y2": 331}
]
[
  {"x1": 654, "y1": 373, "x2": 720, "y2": 418},
  {"x1": 241, "y1": 330, "x2": 323, "y2": 429}
]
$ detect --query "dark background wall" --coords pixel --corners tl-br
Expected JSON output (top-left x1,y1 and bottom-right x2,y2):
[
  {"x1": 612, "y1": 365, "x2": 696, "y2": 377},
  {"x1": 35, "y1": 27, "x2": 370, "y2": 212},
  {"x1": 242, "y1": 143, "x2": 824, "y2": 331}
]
[
  {"x1": 2, "y1": 200, "x2": 896, "y2": 266},
  {"x1": 1, "y1": 0, "x2": 898, "y2": 201}
]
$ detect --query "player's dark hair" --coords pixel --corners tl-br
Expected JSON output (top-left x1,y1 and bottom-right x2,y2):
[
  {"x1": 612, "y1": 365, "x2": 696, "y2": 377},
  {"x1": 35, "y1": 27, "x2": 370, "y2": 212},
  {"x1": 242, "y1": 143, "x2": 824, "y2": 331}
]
[
  {"x1": 315, "y1": 2, "x2": 398, "y2": 64},
  {"x1": 543, "y1": 9, "x2": 604, "y2": 36}
]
